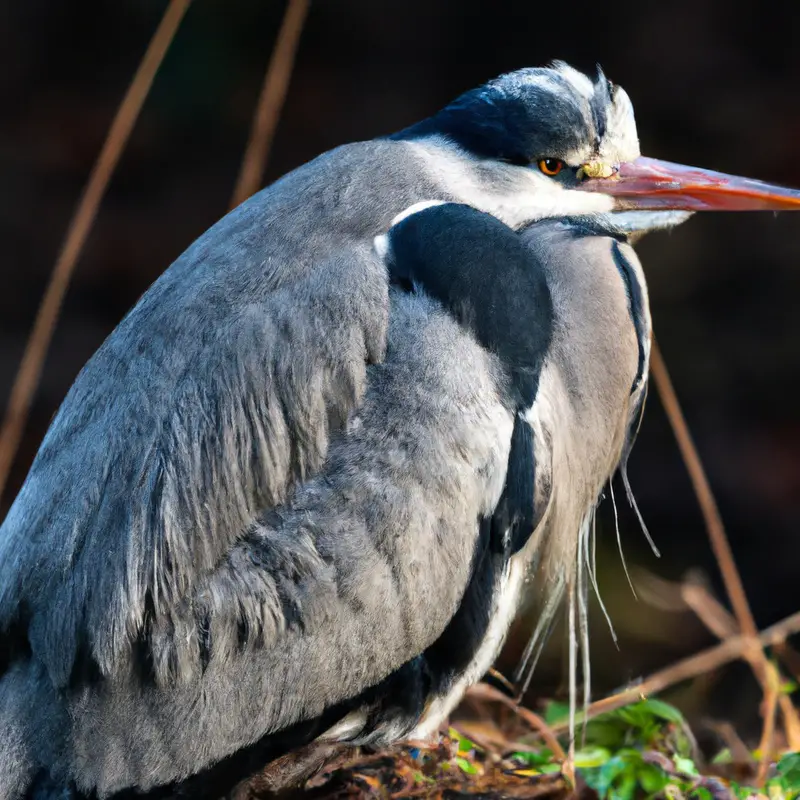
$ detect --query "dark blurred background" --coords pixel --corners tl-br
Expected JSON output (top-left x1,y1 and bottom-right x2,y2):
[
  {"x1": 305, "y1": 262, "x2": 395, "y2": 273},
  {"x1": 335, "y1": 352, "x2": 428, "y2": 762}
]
[{"x1": 2, "y1": 0, "x2": 799, "y2": 740}]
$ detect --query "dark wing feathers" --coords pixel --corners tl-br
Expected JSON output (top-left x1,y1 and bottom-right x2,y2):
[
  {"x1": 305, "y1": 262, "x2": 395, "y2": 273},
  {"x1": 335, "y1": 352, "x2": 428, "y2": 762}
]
[{"x1": 0, "y1": 237, "x2": 389, "y2": 689}]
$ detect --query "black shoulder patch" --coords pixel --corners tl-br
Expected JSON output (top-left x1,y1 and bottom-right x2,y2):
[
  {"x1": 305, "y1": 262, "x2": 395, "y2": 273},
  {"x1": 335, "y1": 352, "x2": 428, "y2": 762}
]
[
  {"x1": 385, "y1": 204, "x2": 556, "y2": 557},
  {"x1": 386, "y1": 204, "x2": 553, "y2": 409}
]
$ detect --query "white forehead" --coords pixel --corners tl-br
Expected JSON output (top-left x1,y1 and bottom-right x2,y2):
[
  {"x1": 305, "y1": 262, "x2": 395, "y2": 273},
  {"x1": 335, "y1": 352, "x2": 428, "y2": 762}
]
[
  {"x1": 490, "y1": 62, "x2": 594, "y2": 103},
  {"x1": 600, "y1": 84, "x2": 639, "y2": 163},
  {"x1": 515, "y1": 62, "x2": 641, "y2": 164},
  {"x1": 550, "y1": 61, "x2": 596, "y2": 99}
]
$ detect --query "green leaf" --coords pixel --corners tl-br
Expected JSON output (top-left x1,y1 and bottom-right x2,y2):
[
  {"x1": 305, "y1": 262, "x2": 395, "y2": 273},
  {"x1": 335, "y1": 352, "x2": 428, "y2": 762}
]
[
  {"x1": 616, "y1": 705, "x2": 652, "y2": 728},
  {"x1": 711, "y1": 748, "x2": 733, "y2": 765},
  {"x1": 538, "y1": 762, "x2": 562, "y2": 774},
  {"x1": 638, "y1": 763, "x2": 670, "y2": 794},
  {"x1": 640, "y1": 699, "x2": 686, "y2": 724},
  {"x1": 456, "y1": 734, "x2": 477, "y2": 755},
  {"x1": 454, "y1": 756, "x2": 479, "y2": 775},
  {"x1": 583, "y1": 719, "x2": 627, "y2": 749},
  {"x1": 544, "y1": 701, "x2": 571, "y2": 725},
  {"x1": 612, "y1": 699, "x2": 683, "y2": 733},
  {"x1": 778, "y1": 752, "x2": 800, "y2": 788},
  {"x1": 664, "y1": 783, "x2": 690, "y2": 799},
  {"x1": 511, "y1": 749, "x2": 554, "y2": 767},
  {"x1": 615, "y1": 770, "x2": 640, "y2": 800},
  {"x1": 673, "y1": 756, "x2": 700, "y2": 777},
  {"x1": 579, "y1": 748, "x2": 683, "y2": 800},
  {"x1": 574, "y1": 747, "x2": 612, "y2": 768},
  {"x1": 580, "y1": 768, "x2": 609, "y2": 796},
  {"x1": 448, "y1": 727, "x2": 478, "y2": 755},
  {"x1": 593, "y1": 752, "x2": 639, "y2": 798}
]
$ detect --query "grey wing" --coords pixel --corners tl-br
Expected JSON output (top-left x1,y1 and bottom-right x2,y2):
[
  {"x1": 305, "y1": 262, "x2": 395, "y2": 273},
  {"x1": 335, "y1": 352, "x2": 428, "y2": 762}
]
[
  {"x1": 37, "y1": 291, "x2": 516, "y2": 794},
  {"x1": 182, "y1": 290, "x2": 516, "y2": 665},
  {"x1": 0, "y1": 205, "x2": 388, "y2": 689}
]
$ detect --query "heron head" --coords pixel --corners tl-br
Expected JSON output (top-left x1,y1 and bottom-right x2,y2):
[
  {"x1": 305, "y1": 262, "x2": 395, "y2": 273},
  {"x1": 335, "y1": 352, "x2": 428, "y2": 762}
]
[{"x1": 398, "y1": 62, "x2": 800, "y2": 235}]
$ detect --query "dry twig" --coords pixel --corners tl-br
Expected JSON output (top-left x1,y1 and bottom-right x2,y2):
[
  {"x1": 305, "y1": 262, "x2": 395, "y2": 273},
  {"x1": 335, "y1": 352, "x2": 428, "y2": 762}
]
[
  {"x1": 755, "y1": 663, "x2": 780, "y2": 786},
  {"x1": 649, "y1": 339, "x2": 800, "y2": 750},
  {"x1": 681, "y1": 581, "x2": 738, "y2": 640},
  {"x1": 0, "y1": 0, "x2": 192, "y2": 504},
  {"x1": 681, "y1": 580, "x2": 800, "y2": 751},
  {"x1": 550, "y1": 609, "x2": 800, "y2": 732},
  {"x1": 705, "y1": 721, "x2": 754, "y2": 766},
  {"x1": 773, "y1": 641, "x2": 800, "y2": 684},
  {"x1": 649, "y1": 341, "x2": 758, "y2": 641},
  {"x1": 229, "y1": 0, "x2": 311, "y2": 209},
  {"x1": 467, "y1": 683, "x2": 567, "y2": 761}
]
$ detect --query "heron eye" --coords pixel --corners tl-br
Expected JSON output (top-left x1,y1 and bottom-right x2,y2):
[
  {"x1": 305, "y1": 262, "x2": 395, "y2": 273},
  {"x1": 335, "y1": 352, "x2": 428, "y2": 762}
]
[{"x1": 537, "y1": 158, "x2": 564, "y2": 177}]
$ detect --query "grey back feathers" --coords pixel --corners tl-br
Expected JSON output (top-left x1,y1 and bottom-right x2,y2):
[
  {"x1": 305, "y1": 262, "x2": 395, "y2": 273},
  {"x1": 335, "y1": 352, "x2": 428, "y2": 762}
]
[
  {"x1": 0, "y1": 135, "x2": 518, "y2": 799},
  {"x1": 0, "y1": 62, "x2": 651, "y2": 799},
  {"x1": 0, "y1": 140, "x2": 439, "y2": 691}
]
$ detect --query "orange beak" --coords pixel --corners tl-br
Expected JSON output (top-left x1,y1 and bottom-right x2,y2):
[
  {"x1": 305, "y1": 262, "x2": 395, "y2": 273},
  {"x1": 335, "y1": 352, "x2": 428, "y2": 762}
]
[{"x1": 577, "y1": 156, "x2": 800, "y2": 211}]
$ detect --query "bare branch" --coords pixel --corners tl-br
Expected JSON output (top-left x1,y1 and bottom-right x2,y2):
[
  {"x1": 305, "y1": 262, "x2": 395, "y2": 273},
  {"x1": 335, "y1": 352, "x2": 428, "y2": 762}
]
[
  {"x1": 467, "y1": 683, "x2": 567, "y2": 761},
  {"x1": 0, "y1": 0, "x2": 192, "y2": 504},
  {"x1": 550, "y1": 609, "x2": 800, "y2": 731},
  {"x1": 229, "y1": 0, "x2": 311, "y2": 209},
  {"x1": 649, "y1": 340, "x2": 758, "y2": 640},
  {"x1": 649, "y1": 339, "x2": 800, "y2": 744},
  {"x1": 755, "y1": 663, "x2": 780, "y2": 786}
]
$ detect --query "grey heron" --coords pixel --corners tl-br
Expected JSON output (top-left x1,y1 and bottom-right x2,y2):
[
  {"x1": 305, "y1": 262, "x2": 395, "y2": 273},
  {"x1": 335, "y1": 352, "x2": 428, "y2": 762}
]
[{"x1": 1, "y1": 62, "x2": 800, "y2": 798}]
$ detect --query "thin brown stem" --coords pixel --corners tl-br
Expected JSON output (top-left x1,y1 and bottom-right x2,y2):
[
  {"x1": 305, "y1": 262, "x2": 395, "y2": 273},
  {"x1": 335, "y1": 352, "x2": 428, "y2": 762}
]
[
  {"x1": 448, "y1": 723, "x2": 502, "y2": 759},
  {"x1": 755, "y1": 663, "x2": 779, "y2": 786},
  {"x1": 680, "y1": 581, "x2": 738, "y2": 640},
  {"x1": 487, "y1": 666, "x2": 517, "y2": 696},
  {"x1": 704, "y1": 721, "x2": 753, "y2": 765},
  {"x1": 467, "y1": 683, "x2": 567, "y2": 761},
  {"x1": 773, "y1": 641, "x2": 800, "y2": 683},
  {"x1": 779, "y1": 695, "x2": 800, "y2": 751},
  {"x1": 649, "y1": 339, "x2": 758, "y2": 640},
  {"x1": 682, "y1": 580, "x2": 800, "y2": 759},
  {"x1": 0, "y1": 0, "x2": 192, "y2": 505},
  {"x1": 650, "y1": 339, "x2": 800, "y2": 745},
  {"x1": 550, "y1": 609, "x2": 800, "y2": 732},
  {"x1": 229, "y1": 0, "x2": 311, "y2": 209}
]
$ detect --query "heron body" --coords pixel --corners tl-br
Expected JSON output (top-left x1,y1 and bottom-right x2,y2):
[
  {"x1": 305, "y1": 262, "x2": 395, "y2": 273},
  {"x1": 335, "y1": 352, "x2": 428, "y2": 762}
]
[{"x1": 2, "y1": 62, "x2": 799, "y2": 798}]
